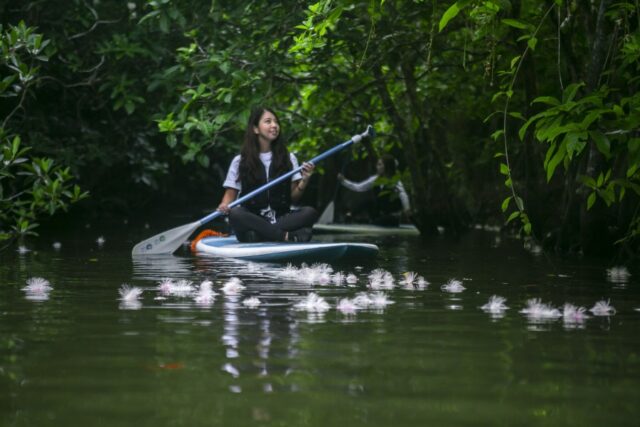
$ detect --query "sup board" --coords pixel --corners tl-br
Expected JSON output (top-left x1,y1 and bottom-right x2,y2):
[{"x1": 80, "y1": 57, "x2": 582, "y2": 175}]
[
  {"x1": 195, "y1": 236, "x2": 378, "y2": 262},
  {"x1": 313, "y1": 223, "x2": 420, "y2": 235}
]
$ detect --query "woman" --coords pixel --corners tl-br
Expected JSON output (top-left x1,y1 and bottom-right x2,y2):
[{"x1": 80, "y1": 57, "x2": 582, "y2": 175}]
[
  {"x1": 217, "y1": 107, "x2": 317, "y2": 242},
  {"x1": 337, "y1": 154, "x2": 411, "y2": 226}
]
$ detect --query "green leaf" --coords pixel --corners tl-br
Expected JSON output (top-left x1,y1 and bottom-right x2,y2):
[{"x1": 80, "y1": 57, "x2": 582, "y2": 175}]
[
  {"x1": 501, "y1": 196, "x2": 511, "y2": 212},
  {"x1": 564, "y1": 131, "x2": 587, "y2": 158},
  {"x1": 515, "y1": 196, "x2": 524, "y2": 211},
  {"x1": 439, "y1": 1, "x2": 470, "y2": 32},
  {"x1": 546, "y1": 139, "x2": 567, "y2": 182},
  {"x1": 491, "y1": 129, "x2": 504, "y2": 140},
  {"x1": 590, "y1": 130, "x2": 610, "y2": 159},
  {"x1": 501, "y1": 18, "x2": 528, "y2": 29},
  {"x1": 562, "y1": 82, "x2": 585, "y2": 103},
  {"x1": 506, "y1": 210, "x2": 520, "y2": 223},
  {"x1": 510, "y1": 55, "x2": 521, "y2": 69},
  {"x1": 499, "y1": 163, "x2": 509, "y2": 175},
  {"x1": 532, "y1": 96, "x2": 560, "y2": 106},
  {"x1": 527, "y1": 36, "x2": 537, "y2": 50}
]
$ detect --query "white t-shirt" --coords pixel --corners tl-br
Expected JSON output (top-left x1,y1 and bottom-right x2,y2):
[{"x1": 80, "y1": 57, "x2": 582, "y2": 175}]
[
  {"x1": 340, "y1": 174, "x2": 411, "y2": 212},
  {"x1": 223, "y1": 152, "x2": 303, "y2": 223}
]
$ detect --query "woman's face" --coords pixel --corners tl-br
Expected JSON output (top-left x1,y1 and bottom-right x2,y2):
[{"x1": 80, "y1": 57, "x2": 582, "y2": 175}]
[
  {"x1": 254, "y1": 110, "x2": 280, "y2": 145},
  {"x1": 376, "y1": 159, "x2": 385, "y2": 175}
]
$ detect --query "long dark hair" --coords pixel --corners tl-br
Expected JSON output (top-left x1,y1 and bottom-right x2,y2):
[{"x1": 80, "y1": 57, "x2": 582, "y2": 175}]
[{"x1": 239, "y1": 107, "x2": 292, "y2": 183}]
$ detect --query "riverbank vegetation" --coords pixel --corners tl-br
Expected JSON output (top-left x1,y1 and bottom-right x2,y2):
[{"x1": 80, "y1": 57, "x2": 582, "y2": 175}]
[{"x1": 0, "y1": 0, "x2": 638, "y2": 258}]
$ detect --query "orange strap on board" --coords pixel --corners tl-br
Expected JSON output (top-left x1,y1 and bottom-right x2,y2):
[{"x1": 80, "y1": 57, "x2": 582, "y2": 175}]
[{"x1": 190, "y1": 229, "x2": 228, "y2": 252}]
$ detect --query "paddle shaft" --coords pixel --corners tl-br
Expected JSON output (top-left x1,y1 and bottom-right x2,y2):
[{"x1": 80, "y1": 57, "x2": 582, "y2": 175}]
[{"x1": 198, "y1": 126, "x2": 373, "y2": 226}]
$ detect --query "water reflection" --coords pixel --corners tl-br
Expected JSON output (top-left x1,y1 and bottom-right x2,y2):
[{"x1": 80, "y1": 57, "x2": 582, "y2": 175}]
[
  {"x1": 131, "y1": 255, "x2": 196, "y2": 280},
  {"x1": 119, "y1": 300, "x2": 142, "y2": 310}
]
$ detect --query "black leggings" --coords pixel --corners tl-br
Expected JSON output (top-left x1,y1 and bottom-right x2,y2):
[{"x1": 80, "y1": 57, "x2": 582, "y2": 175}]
[{"x1": 229, "y1": 206, "x2": 318, "y2": 242}]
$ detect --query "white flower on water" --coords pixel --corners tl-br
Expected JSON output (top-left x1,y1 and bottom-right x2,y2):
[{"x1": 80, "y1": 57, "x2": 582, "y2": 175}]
[
  {"x1": 589, "y1": 299, "x2": 616, "y2": 316},
  {"x1": 563, "y1": 303, "x2": 589, "y2": 324},
  {"x1": 353, "y1": 292, "x2": 373, "y2": 307},
  {"x1": 194, "y1": 280, "x2": 217, "y2": 305},
  {"x1": 96, "y1": 236, "x2": 106, "y2": 246},
  {"x1": 441, "y1": 279, "x2": 466, "y2": 293},
  {"x1": 520, "y1": 298, "x2": 561, "y2": 320},
  {"x1": 481, "y1": 295, "x2": 509, "y2": 313},
  {"x1": 368, "y1": 269, "x2": 395, "y2": 290},
  {"x1": 331, "y1": 272, "x2": 345, "y2": 286},
  {"x1": 297, "y1": 263, "x2": 334, "y2": 285},
  {"x1": 22, "y1": 277, "x2": 53, "y2": 293},
  {"x1": 336, "y1": 298, "x2": 359, "y2": 314},
  {"x1": 352, "y1": 292, "x2": 393, "y2": 309},
  {"x1": 279, "y1": 263, "x2": 299, "y2": 278},
  {"x1": 606, "y1": 266, "x2": 630, "y2": 283},
  {"x1": 119, "y1": 284, "x2": 143, "y2": 302},
  {"x1": 401, "y1": 272, "x2": 428, "y2": 290},
  {"x1": 52, "y1": 242, "x2": 62, "y2": 250},
  {"x1": 17, "y1": 245, "x2": 30, "y2": 254},
  {"x1": 294, "y1": 293, "x2": 330, "y2": 312},
  {"x1": 157, "y1": 278, "x2": 175, "y2": 295},
  {"x1": 242, "y1": 297, "x2": 261, "y2": 308},
  {"x1": 346, "y1": 274, "x2": 358, "y2": 284},
  {"x1": 316, "y1": 272, "x2": 332, "y2": 286},
  {"x1": 222, "y1": 277, "x2": 245, "y2": 295},
  {"x1": 400, "y1": 271, "x2": 418, "y2": 286}
]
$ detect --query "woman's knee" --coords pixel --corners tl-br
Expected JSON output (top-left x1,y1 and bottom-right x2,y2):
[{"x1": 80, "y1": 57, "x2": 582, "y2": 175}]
[
  {"x1": 299, "y1": 206, "x2": 318, "y2": 221},
  {"x1": 228, "y1": 206, "x2": 250, "y2": 227}
]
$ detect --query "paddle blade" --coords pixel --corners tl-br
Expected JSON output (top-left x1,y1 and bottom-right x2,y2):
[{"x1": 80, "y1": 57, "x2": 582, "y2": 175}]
[
  {"x1": 131, "y1": 221, "x2": 201, "y2": 256},
  {"x1": 317, "y1": 201, "x2": 335, "y2": 225}
]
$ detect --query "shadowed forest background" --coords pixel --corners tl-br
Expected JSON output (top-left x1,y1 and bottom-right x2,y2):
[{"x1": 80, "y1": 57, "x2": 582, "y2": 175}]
[{"x1": 1, "y1": 0, "x2": 638, "y2": 259}]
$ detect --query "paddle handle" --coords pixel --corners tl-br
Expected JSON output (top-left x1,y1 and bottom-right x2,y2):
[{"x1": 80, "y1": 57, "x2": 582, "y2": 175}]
[{"x1": 198, "y1": 126, "x2": 374, "y2": 226}]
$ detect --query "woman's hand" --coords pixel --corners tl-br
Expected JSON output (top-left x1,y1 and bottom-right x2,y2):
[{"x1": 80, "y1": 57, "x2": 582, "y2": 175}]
[
  {"x1": 301, "y1": 161, "x2": 315, "y2": 180},
  {"x1": 217, "y1": 188, "x2": 238, "y2": 215},
  {"x1": 217, "y1": 203, "x2": 231, "y2": 215},
  {"x1": 297, "y1": 161, "x2": 314, "y2": 190}
]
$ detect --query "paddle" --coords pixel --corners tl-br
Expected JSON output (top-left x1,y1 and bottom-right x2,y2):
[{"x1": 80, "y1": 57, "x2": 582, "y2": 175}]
[{"x1": 132, "y1": 125, "x2": 376, "y2": 256}]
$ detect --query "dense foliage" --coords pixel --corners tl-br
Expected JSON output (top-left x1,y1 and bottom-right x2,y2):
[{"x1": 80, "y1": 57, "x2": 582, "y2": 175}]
[
  {"x1": 0, "y1": 0, "x2": 638, "y2": 258},
  {"x1": 0, "y1": 22, "x2": 87, "y2": 245}
]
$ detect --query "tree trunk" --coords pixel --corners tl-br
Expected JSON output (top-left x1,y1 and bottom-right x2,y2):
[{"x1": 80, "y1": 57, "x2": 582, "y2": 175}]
[{"x1": 579, "y1": 0, "x2": 613, "y2": 255}]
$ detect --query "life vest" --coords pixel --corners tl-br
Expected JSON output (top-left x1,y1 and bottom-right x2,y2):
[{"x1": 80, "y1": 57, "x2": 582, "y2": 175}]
[
  {"x1": 240, "y1": 161, "x2": 292, "y2": 217},
  {"x1": 373, "y1": 183, "x2": 402, "y2": 215}
]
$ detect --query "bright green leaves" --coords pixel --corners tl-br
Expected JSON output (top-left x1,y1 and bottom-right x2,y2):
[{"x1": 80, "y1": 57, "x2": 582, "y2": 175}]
[
  {"x1": 0, "y1": 21, "x2": 53, "y2": 97},
  {"x1": 520, "y1": 84, "x2": 611, "y2": 182},
  {"x1": 0, "y1": 132, "x2": 87, "y2": 241},
  {"x1": 289, "y1": 1, "x2": 343, "y2": 55},
  {"x1": 439, "y1": 1, "x2": 469, "y2": 32},
  {"x1": 519, "y1": 78, "x2": 640, "y2": 215},
  {"x1": 0, "y1": 21, "x2": 85, "y2": 242},
  {"x1": 500, "y1": 18, "x2": 530, "y2": 30}
]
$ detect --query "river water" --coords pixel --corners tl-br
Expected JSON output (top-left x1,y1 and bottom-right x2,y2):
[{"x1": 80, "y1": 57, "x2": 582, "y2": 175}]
[{"x1": 1, "y1": 223, "x2": 639, "y2": 426}]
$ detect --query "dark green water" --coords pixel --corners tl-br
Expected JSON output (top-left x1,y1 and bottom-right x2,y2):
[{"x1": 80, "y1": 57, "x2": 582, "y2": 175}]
[{"x1": 1, "y1": 225, "x2": 639, "y2": 427}]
